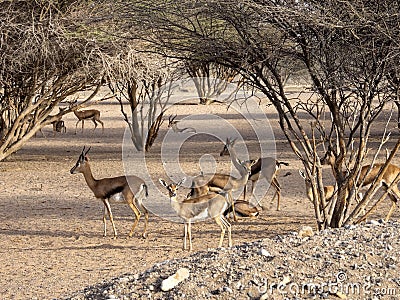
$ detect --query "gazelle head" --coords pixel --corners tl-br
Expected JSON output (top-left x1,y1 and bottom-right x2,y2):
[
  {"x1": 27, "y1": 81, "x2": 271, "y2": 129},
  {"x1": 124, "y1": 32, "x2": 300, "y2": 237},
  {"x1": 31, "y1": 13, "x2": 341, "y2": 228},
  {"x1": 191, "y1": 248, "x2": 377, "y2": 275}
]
[
  {"x1": 70, "y1": 146, "x2": 91, "y2": 174},
  {"x1": 168, "y1": 114, "x2": 178, "y2": 128},
  {"x1": 159, "y1": 178, "x2": 186, "y2": 198},
  {"x1": 320, "y1": 146, "x2": 335, "y2": 166},
  {"x1": 238, "y1": 159, "x2": 256, "y2": 175},
  {"x1": 220, "y1": 137, "x2": 237, "y2": 156}
]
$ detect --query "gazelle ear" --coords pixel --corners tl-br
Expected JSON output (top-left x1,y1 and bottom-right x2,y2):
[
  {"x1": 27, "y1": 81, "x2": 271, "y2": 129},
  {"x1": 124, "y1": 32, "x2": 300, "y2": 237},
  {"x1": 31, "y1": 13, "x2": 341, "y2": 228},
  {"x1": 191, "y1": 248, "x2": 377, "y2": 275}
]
[
  {"x1": 177, "y1": 177, "x2": 186, "y2": 187},
  {"x1": 159, "y1": 178, "x2": 168, "y2": 187}
]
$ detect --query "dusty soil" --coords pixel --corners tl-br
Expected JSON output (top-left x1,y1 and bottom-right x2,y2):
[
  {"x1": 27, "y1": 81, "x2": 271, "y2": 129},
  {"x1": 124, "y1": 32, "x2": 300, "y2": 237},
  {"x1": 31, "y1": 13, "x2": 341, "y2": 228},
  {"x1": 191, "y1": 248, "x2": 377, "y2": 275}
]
[{"x1": 0, "y1": 101, "x2": 398, "y2": 299}]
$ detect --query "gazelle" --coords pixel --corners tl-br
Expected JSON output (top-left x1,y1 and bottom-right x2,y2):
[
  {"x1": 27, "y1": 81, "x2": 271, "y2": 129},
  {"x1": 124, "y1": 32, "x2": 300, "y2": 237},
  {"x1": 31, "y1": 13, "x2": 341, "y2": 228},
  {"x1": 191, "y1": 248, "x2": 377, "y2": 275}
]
[
  {"x1": 224, "y1": 199, "x2": 263, "y2": 219},
  {"x1": 159, "y1": 178, "x2": 232, "y2": 251},
  {"x1": 219, "y1": 137, "x2": 289, "y2": 210},
  {"x1": 70, "y1": 146, "x2": 149, "y2": 238},
  {"x1": 321, "y1": 148, "x2": 400, "y2": 221},
  {"x1": 31, "y1": 107, "x2": 67, "y2": 137},
  {"x1": 69, "y1": 101, "x2": 104, "y2": 134},
  {"x1": 188, "y1": 158, "x2": 256, "y2": 221},
  {"x1": 168, "y1": 114, "x2": 196, "y2": 133},
  {"x1": 299, "y1": 170, "x2": 335, "y2": 204}
]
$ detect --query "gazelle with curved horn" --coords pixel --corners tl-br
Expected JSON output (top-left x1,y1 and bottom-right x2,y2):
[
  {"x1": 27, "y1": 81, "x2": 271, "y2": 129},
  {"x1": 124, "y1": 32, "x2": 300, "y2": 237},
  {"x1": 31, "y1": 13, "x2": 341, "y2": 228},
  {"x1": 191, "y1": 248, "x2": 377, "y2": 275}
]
[
  {"x1": 70, "y1": 147, "x2": 149, "y2": 238},
  {"x1": 68, "y1": 100, "x2": 104, "y2": 134},
  {"x1": 188, "y1": 158, "x2": 256, "y2": 222},
  {"x1": 159, "y1": 178, "x2": 232, "y2": 251},
  {"x1": 220, "y1": 137, "x2": 289, "y2": 211},
  {"x1": 168, "y1": 114, "x2": 196, "y2": 133}
]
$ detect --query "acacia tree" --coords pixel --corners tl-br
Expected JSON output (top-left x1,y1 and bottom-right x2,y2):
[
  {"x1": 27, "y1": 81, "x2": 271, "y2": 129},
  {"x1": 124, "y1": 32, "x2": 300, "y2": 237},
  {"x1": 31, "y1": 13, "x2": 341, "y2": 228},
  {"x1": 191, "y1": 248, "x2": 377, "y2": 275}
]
[
  {"x1": 0, "y1": 1, "x2": 104, "y2": 160},
  {"x1": 104, "y1": 48, "x2": 180, "y2": 151},
  {"x1": 113, "y1": 0, "x2": 400, "y2": 228},
  {"x1": 185, "y1": 61, "x2": 240, "y2": 105}
]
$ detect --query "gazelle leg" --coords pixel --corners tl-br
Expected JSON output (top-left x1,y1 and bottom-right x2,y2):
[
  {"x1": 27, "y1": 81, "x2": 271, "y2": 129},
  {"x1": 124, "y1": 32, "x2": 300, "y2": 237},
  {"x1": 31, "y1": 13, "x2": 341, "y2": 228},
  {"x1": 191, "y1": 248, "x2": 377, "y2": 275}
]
[
  {"x1": 81, "y1": 120, "x2": 85, "y2": 132},
  {"x1": 243, "y1": 182, "x2": 247, "y2": 200},
  {"x1": 103, "y1": 199, "x2": 117, "y2": 238},
  {"x1": 103, "y1": 205, "x2": 107, "y2": 237},
  {"x1": 214, "y1": 216, "x2": 226, "y2": 248},
  {"x1": 248, "y1": 180, "x2": 256, "y2": 200},
  {"x1": 141, "y1": 208, "x2": 149, "y2": 238},
  {"x1": 271, "y1": 177, "x2": 281, "y2": 211},
  {"x1": 98, "y1": 119, "x2": 104, "y2": 133},
  {"x1": 229, "y1": 192, "x2": 238, "y2": 222},
  {"x1": 127, "y1": 201, "x2": 141, "y2": 238},
  {"x1": 75, "y1": 120, "x2": 80, "y2": 134},
  {"x1": 183, "y1": 223, "x2": 188, "y2": 250},
  {"x1": 222, "y1": 215, "x2": 232, "y2": 247},
  {"x1": 385, "y1": 201, "x2": 397, "y2": 222},
  {"x1": 188, "y1": 221, "x2": 192, "y2": 251},
  {"x1": 92, "y1": 119, "x2": 98, "y2": 131}
]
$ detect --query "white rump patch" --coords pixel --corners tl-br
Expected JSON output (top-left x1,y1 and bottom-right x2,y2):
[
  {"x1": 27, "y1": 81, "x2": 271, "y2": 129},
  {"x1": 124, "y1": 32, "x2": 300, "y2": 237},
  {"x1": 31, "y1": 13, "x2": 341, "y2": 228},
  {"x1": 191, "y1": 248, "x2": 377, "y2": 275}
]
[{"x1": 110, "y1": 193, "x2": 125, "y2": 203}]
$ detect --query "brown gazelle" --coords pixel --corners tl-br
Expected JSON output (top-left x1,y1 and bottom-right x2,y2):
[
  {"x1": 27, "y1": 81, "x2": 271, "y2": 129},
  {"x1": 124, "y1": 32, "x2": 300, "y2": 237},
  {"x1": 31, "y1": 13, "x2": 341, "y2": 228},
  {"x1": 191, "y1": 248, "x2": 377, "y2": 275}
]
[
  {"x1": 188, "y1": 158, "x2": 255, "y2": 221},
  {"x1": 220, "y1": 138, "x2": 289, "y2": 210},
  {"x1": 168, "y1": 114, "x2": 196, "y2": 133},
  {"x1": 70, "y1": 147, "x2": 149, "y2": 238},
  {"x1": 159, "y1": 178, "x2": 231, "y2": 251},
  {"x1": 299, "y1": 170, "x2": 335, "y2": 204},
  {"x1": 69, "y1": 101, "x2": 104, "y2": 134},
  {"x1": 321, "y1": 148, "x2": 400, "y2": 221}
]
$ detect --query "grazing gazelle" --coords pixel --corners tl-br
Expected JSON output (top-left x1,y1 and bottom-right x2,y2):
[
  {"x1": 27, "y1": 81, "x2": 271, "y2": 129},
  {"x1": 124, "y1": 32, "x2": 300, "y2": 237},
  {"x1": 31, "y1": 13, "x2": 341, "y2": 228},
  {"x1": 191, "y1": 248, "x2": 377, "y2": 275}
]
[
  {"x1": 224, "y1": 199, "x2": 263, "y2": 220},
  {"x1": 299, "y1": 170, "x2": 335, "y2": 204},
  {"x1": 220, "y1": 138, "x2": 289, "y2": 210},
  {"x1": 188, "y1": 159, "x2": 256, "y2": 222},
  {"x1": 168, "y1": 114, "x2": 196, "y2": 133},
  {"x1": 70, "y1": 146, "x2": 149, "y2": 238},
  {"x1": 69, "y1": 101, "x2": 104, "y2": 134},
  {"x1": 321, "y1": 148, "x2": 400, "y2": 221},
  {"x1": 159, "y1": 178, "x2": 231, "y2": 251}
]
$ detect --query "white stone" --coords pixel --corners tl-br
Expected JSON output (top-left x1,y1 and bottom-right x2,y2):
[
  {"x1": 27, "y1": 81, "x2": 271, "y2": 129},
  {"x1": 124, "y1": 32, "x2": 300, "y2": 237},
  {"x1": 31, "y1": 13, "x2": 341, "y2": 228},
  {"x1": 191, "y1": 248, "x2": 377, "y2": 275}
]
[{"x1": 161, "y1": 268, "x2": 190, "y2": 292}]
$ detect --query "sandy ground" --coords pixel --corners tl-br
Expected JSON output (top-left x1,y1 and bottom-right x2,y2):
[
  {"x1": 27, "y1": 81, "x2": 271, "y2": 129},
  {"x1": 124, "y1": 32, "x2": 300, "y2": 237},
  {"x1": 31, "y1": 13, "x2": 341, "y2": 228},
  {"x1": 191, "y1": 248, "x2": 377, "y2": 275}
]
[{"x1": 0, "y1": 102, "x2": 398, "y2": 299}]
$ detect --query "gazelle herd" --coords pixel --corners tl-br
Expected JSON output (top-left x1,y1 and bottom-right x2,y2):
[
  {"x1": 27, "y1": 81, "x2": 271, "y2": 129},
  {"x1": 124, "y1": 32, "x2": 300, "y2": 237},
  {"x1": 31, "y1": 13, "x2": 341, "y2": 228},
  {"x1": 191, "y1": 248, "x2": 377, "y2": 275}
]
[{"x1": 67, "y1": 112, "x2": 400, "y2": 251}]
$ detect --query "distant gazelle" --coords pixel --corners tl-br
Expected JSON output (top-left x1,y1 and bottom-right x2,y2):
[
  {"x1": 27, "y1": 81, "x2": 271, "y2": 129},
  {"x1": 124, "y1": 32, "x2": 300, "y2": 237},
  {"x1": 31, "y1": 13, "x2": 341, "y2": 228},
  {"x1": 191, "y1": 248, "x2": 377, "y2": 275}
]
[
  {"x1": 168, "y1": 114, "x2": 196, "y2": 134},
  {"x1": 159, "y1": 178, "x2": 232, "y2": 251},
  {"x1": 70, "y1": 147, "x2": 149, "y2": 238},
  {"x1": 69, "y1": 100, "x2": 104, "y2": 134},
  {"x1": 220, "y1": 138, "x2": 289, "y2": 210}
]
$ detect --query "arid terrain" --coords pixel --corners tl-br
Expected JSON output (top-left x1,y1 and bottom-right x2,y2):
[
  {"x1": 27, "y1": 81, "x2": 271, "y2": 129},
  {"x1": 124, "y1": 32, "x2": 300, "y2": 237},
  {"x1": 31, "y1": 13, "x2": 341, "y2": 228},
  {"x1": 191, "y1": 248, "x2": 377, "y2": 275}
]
[{"x1": 0, "y1": 101, "x2": 399, "y2": 299}]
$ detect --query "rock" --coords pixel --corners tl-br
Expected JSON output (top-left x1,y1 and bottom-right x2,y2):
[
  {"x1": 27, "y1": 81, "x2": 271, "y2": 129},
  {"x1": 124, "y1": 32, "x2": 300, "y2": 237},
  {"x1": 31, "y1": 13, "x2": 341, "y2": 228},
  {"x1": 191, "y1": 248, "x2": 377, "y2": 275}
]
[
  {"x1": 299, "y1": 226, "x2": 314, "y2": 238},
  {"x1": 161, "y1": 268, "x2": 190, "y2": 292}
]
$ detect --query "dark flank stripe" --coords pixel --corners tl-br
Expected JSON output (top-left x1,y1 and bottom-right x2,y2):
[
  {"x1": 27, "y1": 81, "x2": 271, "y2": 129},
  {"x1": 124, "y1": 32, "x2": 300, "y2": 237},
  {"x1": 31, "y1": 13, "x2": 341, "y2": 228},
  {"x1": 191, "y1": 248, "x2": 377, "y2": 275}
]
[{"x1": 104, "y1": 185, "x2": 125, "y2": 199}]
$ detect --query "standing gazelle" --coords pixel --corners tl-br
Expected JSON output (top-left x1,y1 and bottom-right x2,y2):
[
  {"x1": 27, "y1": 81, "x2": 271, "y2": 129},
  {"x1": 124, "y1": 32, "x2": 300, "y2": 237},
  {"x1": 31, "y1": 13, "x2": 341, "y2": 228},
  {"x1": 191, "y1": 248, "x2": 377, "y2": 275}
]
[
  {"x1": 69, "y1": 101, "x2": 104, "y2": 134},
  {"x1": 159, "y1": 178, "x2": 232, "y2": 251},
  {"x1": 70, "y1": 147, "x2": 149, "y2": 238},
  {"x1": 188, "y1": 159, "x2": 256, "y2": 221},
  {"x1": 220, "y1": 138, "x2": 289, "y2": 210}
]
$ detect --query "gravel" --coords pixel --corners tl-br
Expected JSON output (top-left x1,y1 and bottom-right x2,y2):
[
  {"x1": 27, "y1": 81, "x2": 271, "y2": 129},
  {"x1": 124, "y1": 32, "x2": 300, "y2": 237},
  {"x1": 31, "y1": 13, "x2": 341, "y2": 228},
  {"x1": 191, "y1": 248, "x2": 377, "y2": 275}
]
[{"x1": 63, "y1": 220, "x2": 400, "y2": 300}]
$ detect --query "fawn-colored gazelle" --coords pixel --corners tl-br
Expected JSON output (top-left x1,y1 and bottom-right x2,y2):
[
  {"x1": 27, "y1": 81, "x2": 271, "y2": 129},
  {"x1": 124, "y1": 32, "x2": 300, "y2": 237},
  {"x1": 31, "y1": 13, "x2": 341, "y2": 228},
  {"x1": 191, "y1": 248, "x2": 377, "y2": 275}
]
[
  {"x1": 70, "y1": 146, "x2": 149, "y2": 238},
  {"x1": 220, "y1": 138, "x2": 289, "y2": 210},
  {"x1": 159, "y1": 178, "x2": 231, "y2": 251},
  {"x1": 188, "y1": 158, "x2": 256, "y2": 221},
  {"x1": 321, "y1": 148, "x2": 400, "y2": 221},
  {"x1": 69, "y1": 100, "x2": 104, "y2": 134}
]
